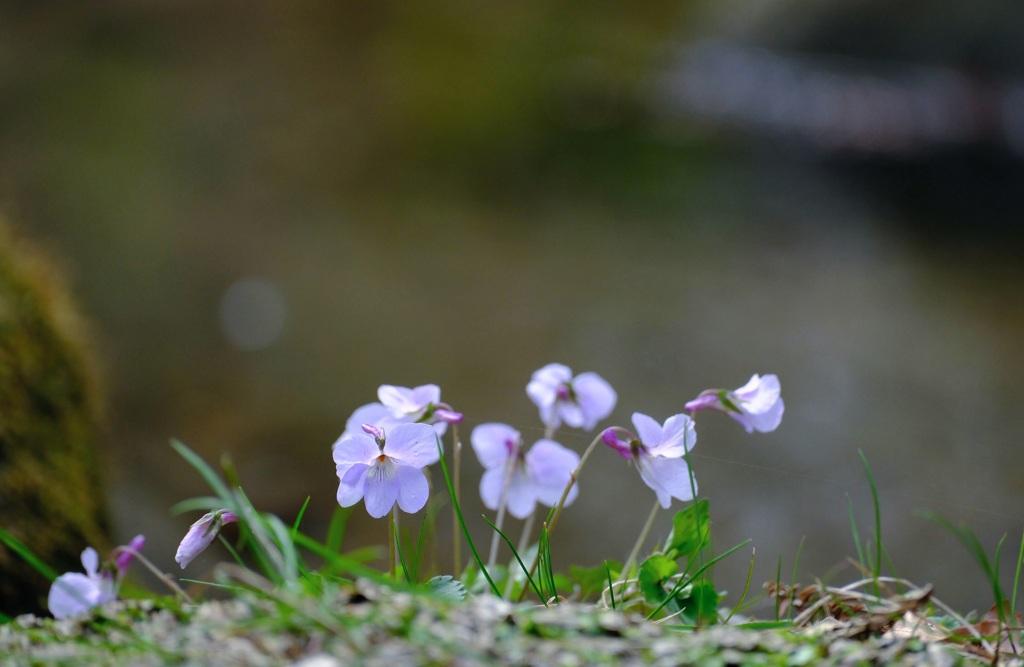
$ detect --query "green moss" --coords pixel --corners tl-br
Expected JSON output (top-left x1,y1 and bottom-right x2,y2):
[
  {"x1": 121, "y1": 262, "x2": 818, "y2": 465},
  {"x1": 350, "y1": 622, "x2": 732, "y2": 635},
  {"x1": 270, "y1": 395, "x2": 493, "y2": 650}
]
[{"x1": 0, "y1": 221, "x2": 109, "y2": 616}]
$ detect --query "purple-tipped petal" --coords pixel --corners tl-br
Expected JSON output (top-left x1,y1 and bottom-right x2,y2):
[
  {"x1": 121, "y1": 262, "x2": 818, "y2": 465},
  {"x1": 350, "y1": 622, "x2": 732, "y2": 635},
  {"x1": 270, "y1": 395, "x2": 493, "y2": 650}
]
[
  {"x1": 433, "y1": 408, "x2": 463, "y2": 424},
  {"x1": 683, "y1": 392, "x2": 721, "y2": 413},
  {"x1": 115, "y1": 535, "x2": 145, "y2": 573},
  {"x1": 175, "y1": 512, "x2": 234, "y2": 569},
  {"x1": 602, "y1": 428, "x2": 633, "y2": 459}
]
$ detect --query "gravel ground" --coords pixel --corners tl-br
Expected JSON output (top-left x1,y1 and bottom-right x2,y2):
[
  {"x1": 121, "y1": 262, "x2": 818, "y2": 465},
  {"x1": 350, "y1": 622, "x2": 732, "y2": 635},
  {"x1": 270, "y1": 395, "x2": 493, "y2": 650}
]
[{"x1": 0, "y1": 581, "x2": 1009, "y2": 666}]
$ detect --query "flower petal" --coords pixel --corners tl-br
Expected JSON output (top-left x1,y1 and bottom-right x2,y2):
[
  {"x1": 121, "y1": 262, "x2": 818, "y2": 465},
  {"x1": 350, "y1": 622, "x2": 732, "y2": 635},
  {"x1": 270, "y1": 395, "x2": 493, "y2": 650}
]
[
  {"x1": 342, "y1": 403, "x2": 402, "y2": 440},
  {"x1": 80, "y1": 547, "x2": 99, "y2": 577},
  {"x1": 337, "y1": 463, "x2": 369, "y2": 508},
  {"x1": 394, "y1": 465, "x2": 430, "y2": 514},
  {"x1": 527, "y1": 363, "x2": 572, "y2": 427},
  {"x1": 48, "y1": 573, "x2": 102, "y2": 620},
  {"x1": 734, "y1": 397, "x2": 785, "y2": 433},
  {"x1": 631, "y1": 413, "x2": 663, "y2": 450},
  {"x1": 383, "y1": 423, "x2": 440, "y2": 468},
  {"x1": 638, "y1": 455, "x2": 697, "y2": 509},
  {"x1": 332, "y1": 433, "x2": 382, "y2": 466},
  {"x1": 504, "y1": 468, "x2": 538, "y2": 520},
  {"x1": 471, "y1": 423, "x2": 518, "y2": 470},
  {"x1": 648, "y1": 413, "x2": 696, "y2": 458},
  {"x1": 363, "y1": 461, "x2": 399, "y2": 518},
  {"x1": 479, "y1": 467, "x2": 506, "y2": 511},
  {"x1": 556, "y1": 401, "x2": 586, "y2": 429},
  {"x1": 572, "y1": 372, "x2": 616, "y2": 429},
  {"x1": 526, "y1": 440, "x2": 579, "y2": 507}
]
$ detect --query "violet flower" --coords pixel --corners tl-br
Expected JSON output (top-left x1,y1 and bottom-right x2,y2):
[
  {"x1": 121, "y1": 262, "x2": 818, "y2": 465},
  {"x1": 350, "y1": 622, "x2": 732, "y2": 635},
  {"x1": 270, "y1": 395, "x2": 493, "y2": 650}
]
[
  {"x1": 471, "y1": 423, "x2": 580, "y2": 519},
  {"x1": 684, "y1": 373, "x2": 784, "y2": 433},
  {"x1": 602, "y1": 412, "x2": 698, "y2": 509},
  {"x1": 48, "y1": 548, "x2": 117, "y2": 619},
  {"x1": 174, "y1": 509, "x2": 239, "y2": 569},
  {"x1": 333, "y1": 422, "x2": 440, "y2": 518},
  {"x1": 526, "y1": 363, "x2": 616, "y2": 431}
]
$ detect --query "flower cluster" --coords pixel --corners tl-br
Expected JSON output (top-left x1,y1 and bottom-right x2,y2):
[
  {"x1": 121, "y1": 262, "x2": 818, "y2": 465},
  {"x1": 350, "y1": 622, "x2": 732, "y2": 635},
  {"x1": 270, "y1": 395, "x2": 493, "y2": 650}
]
[{"x1": 153, "y1": 366, "x2": 781, "y2": 606}]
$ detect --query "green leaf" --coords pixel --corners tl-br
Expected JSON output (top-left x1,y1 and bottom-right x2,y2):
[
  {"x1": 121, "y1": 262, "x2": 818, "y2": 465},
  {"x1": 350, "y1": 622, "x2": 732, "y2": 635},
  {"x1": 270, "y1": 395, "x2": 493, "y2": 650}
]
[
  {"x1": 665, "y1": 499, "x2": 710, "y2": 561},
  {"x1": 570, "y1": 560, "x2": 623, "y2": 599},
  {"x1": 426, "y1": 575, "x2": 467, "y2": 601},
  {"x1": 676, "y1": 578, "x2": 718, "y2": 624},
  {"x1": 638, "y1": 555, "x2": 678, "y2": 605}
]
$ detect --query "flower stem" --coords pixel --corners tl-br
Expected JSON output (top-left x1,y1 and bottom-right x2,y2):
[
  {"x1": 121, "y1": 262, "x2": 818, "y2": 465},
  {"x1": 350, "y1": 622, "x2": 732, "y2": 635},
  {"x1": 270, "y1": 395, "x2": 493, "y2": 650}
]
[
  {"x1": 504, "y1": 510, "x2": 536, "y2": 598},
  {"x1": 388, "y1": 510, "x2": 397, "y2": 579},
  {"x1": 516, "y1": 431, "x2": 604, "y2": 601},
  {"x1": 451, "y1": 424, "x2": 462, "y2": 576},
  {"x1": 622, "y1": 499, "x2": 661, "y2": 578},
  {"x1": 487, "y1": 457, "x2": 517, "y2": 570}
]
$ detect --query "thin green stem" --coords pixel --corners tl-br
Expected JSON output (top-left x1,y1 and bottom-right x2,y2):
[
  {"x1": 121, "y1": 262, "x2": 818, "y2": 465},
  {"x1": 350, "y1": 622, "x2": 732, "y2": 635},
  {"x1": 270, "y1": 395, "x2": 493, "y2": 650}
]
[
  {"x1": 394, "y1": 507, "x2": 410, "y2": 583},
  {"x1": 516, "y1": 431, "x2": 605, "y2": 601},
  {"x1": 1013, "y1": 527, "x2": 1024, "y2": 615},
  {"x1": 505, "y1": 510, "x2": 536, "y2": 598},
  {"x1": 488, "y1": 457, "x2": 517, "y2": 570},
  {"x1": 622, "y1": 499, "x2": 661, "y2": 578},
  {"x1": 516, "y1": 511, "x2": 536, "y2": 557},
  {"x1": 546, "y1": 432, "x2": 604, "y2": 535},
  {"x1": 451, "y1": 424, "x2": 462, "y2": 576},
  {"x1": 435, "y1": 437, "x2": 501, "y2": 596},
  {"x1": 388, "y1": 510, "x2": 396, "y2": 579}
]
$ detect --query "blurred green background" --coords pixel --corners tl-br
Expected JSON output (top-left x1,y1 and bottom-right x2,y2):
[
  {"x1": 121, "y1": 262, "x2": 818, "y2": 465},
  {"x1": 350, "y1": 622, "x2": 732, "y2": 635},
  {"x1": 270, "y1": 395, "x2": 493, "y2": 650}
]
[{"x1": 3, "y1": 1, "x2": 1024, "y2": 613}]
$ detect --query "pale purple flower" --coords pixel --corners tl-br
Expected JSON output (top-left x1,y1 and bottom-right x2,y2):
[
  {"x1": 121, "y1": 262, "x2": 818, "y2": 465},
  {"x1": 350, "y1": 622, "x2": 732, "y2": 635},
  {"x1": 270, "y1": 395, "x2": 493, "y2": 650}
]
[
  {"x1": 526, "y1": 363, "x2": 617, "y2": 431},
  {"x1": 338, "y1": 384, "x2": 461, "y2": 441},
  {"x1": 602, "y1": 412, "x2": 698, "y2": 509},
  {"x1": 333, "y1": 422, "x2": 440, "y2": 518},
  {"x1": 471, "y1": 423, "x2": 580, "y2": 519},
  {"x1": 684, "y1": 374, "x2": 784, "y2": 433},
  {"x1": 175, "y1": 509, "x2": 239, "y2": 569},
  {"x1": 47, "y1": 547, "x2": 117, "y2": 620}
]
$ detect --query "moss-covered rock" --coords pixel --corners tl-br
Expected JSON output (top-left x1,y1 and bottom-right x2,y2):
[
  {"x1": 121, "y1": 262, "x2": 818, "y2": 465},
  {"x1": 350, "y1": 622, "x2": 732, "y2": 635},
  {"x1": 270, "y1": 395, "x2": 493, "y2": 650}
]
[{"x1": 0, "y1": 221, "x2": 109, "y2": 616}]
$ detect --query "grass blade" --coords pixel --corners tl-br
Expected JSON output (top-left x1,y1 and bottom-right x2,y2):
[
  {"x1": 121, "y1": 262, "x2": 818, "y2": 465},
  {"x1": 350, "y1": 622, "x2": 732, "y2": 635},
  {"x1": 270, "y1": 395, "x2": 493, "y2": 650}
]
[
  {"x1": 482, "y1": 514, "x2": 545, "y2": 604},
  {"x1": 0, "y1": 526, "x2": 59, "y2": 582},
  {"x1": 434, "y1": 437, "x2": 500, "y2": 596}
]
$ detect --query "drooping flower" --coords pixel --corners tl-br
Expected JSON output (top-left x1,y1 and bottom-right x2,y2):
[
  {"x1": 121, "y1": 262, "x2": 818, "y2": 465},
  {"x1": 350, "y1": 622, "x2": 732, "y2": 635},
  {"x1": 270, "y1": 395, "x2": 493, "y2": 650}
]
[
  {"x1": 333, "y1": 422, "x2": 440, "y2": 518},
  {"x1": 471, "y1": 423, "x2": 580, "y2": 519},
  {"x1": 338, "y1": 384, "x2": 462, "y2": 441},
  {"x1": 526, "y1": 363, "x2": 617, "y2": 431},
  {"x1": 684, "y1": 374, "x2": 784, "y2": 433},
  {"x1": 602, "y1": 412, "x2": 698, "y2": 509},
  {"x1": 175, "y1": 509, "x2": 239, "y2": 569}
]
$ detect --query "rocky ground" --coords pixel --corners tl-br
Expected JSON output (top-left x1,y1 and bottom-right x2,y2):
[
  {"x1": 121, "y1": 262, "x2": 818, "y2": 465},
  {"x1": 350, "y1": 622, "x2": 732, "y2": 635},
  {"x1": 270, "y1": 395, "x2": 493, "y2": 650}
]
[{"x1": 0, "y1": 580, "x2": 1012, "y2": 667}]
